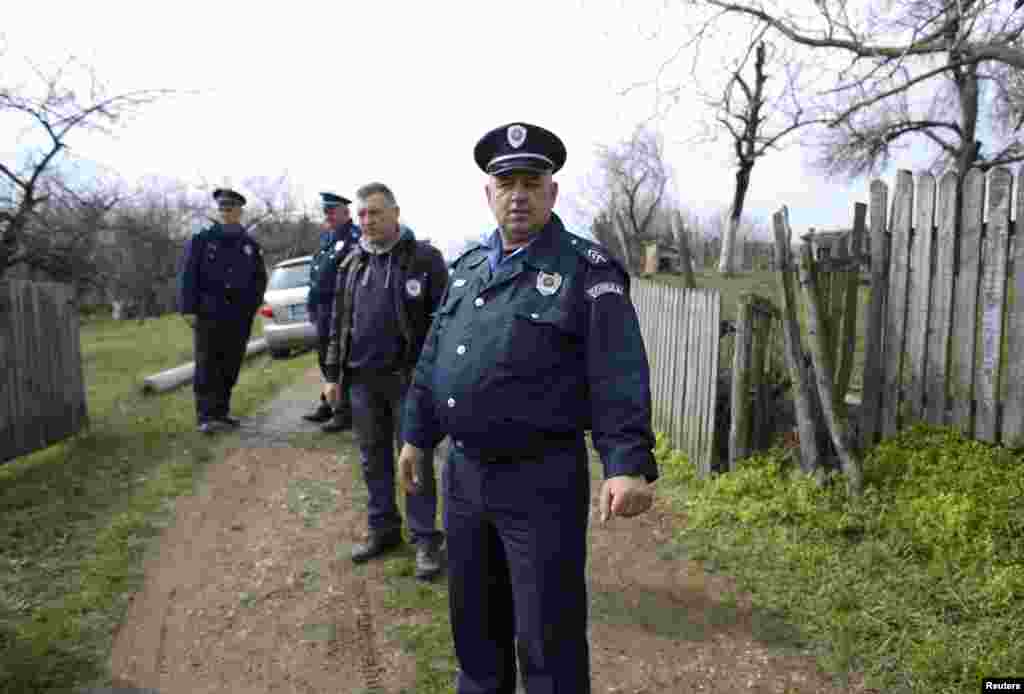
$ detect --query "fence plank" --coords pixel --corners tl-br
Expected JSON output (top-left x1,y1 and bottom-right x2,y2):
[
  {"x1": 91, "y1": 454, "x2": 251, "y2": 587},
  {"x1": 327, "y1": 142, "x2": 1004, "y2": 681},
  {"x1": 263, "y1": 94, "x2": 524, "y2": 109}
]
[
  {"x1": 881, "y1": 170, "x2": 914, "y2": 438},
  {"x1": 730, "y1": 294, "x2": 754, "y2": 466},
  {"x1": 837, "y1": 203, "x2": 867, "y2": 405},
  {"x1": 976, "y1": 167, "x2": 1012, "y2": 442},
  {"x1": 666, "y1": 287, "x2": 681, "y2": 446},
  {"x1": 672, "y1": 288, "x2": 689, "y2": 447},
  {"x1": 1004, "y1": 167, "x2": 1024, "y2": 445},
  {"x1": 861, "y1": 180, "x2": 890, "y2": 448},
  {"x1": 693, "y1": 292, "x2": 709, "y2": 475},
  {"x1": 703, "y1": 290, "x2": 722, "y2": 472},
  {"x1": 905, "y1": 172, "x2": 936, "y2": 424},
  {"x1": 951, "y1": 168, "x2": 986, "y2": 435},
  {"x1": 828, "y1": 236, "x2": 848, "y2": 384},
  {"x1": 927, "y1": 170, "x2": 958, "y2": 426}
]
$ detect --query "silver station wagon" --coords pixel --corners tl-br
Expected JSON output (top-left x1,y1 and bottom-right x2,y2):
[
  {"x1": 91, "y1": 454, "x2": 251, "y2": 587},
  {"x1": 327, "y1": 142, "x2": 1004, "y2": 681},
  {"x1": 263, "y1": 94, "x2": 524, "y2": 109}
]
[{"x1": 259, "y1": 255, "x2": 318, "y2": 358}]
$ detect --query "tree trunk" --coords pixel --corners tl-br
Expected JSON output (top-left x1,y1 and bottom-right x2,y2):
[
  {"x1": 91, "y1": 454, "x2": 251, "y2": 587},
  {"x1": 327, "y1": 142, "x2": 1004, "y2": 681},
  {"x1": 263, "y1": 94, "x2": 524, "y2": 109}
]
[
  {"x1": 671, "y1": 211, "x2": 698, "y2": 289},
  {"x1": 719, "y1": 162, "x2": 753, "y2": 276}
]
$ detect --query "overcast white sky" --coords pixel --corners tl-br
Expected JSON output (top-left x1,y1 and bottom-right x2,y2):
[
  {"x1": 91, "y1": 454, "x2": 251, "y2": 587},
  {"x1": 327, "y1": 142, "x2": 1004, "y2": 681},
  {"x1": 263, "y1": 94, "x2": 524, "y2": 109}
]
[{"x1": 3, "y1": 0, "x2": 919, "y2": 259}]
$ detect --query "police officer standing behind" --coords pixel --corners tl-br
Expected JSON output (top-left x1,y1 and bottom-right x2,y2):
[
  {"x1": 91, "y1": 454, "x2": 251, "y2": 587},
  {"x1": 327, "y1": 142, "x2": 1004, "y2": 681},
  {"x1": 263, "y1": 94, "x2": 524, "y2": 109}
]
[
  {"x1": 323, "y1": 182, "x2": 448, "y2": 580},
  {"x1": 398, "y1": 123, "x2": 658, "y2": 693},
  {"x1": 177, "y1": 188, "x2": 268, "y2": 434},
  {"x1": 303, "y1": 192, "x2": 361, "y2": 431}
]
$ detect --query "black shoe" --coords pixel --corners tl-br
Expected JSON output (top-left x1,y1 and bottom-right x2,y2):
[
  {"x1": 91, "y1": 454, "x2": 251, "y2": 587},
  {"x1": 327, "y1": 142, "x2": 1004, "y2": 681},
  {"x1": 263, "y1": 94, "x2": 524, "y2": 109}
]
[
  {"x1": 351, "y1": 529, "x2": 403, "y2": 563},
  {"x1": 321, "y1": 410, "x2": 353, "y2": 433},
  {"x1": 414, "y1": 539, "x2": 444, "y2": 580},
  {"x1": 216, "y1": 415, "x2": 242, "y2": 428},
  {"x1": 302, "y1": 401, "x2": 333, "y2": 423},
  {"x1": 197, "y1": 420, "x2": 227, "y2": 435}
]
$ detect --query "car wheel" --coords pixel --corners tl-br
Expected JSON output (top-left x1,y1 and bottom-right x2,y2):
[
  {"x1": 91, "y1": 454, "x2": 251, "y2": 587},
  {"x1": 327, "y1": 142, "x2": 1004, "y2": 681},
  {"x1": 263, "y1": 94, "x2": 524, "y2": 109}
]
[{"x1": 270, "y1": 348, "x2": 291, "y2": 359}]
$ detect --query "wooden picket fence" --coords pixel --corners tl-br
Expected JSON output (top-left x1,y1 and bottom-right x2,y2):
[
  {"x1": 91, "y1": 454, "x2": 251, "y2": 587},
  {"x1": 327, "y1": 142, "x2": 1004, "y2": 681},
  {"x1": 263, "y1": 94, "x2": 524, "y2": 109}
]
[
  {"x1": 859, "y1": 166, "x2": 1024, "y2": 448},
  {"x1": 1, "y1": 280, "x2": 89, "y2": 463},
  {"x1": 631, "y1": 279, "x2": 722, "y2": 476}
]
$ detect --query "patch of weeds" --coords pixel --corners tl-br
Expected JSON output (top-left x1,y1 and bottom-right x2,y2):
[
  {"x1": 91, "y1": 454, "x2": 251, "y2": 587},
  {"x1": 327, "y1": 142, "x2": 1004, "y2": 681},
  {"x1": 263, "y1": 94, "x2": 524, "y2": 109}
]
[
  {"x1": 589, "y1": 587, "x2": 707, "y2": 641},
  {"x1": 301, "y1": 622, "x2": 337, "y2": 642},
  {"x1": 286, "y1": 479, "x2": 338, "y2": 527},
  {"x1": 239, "y1": 592, "x2": 257, "y2": 608},
  {"x1": 385, "y1": 621, "x2": 457, "y2": 694},
  {"x1": 301, "y1": 559, "x2": 321, "y2": 593}
]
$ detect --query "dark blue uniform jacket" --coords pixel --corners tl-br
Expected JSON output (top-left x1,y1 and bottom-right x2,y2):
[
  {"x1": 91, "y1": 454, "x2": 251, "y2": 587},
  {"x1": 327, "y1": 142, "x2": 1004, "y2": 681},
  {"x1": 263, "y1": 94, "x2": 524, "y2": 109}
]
[
  {"x1": 177, "y1": 223, "x2": 268, "y2": 321},
  {"x1": 403, "y1": 213, "x2": 658, "y2": 483},
  {"x1": 307, "y1": 220, "x2": 361, "y2": 330}
]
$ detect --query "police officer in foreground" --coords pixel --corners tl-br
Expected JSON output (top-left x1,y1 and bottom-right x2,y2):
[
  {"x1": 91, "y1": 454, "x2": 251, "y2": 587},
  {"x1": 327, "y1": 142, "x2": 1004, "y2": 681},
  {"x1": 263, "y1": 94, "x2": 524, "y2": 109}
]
[
  {"x1": 303, "y1": 192, "x2": 360, "y2": 431},
  {"x1": 398, "y1": 123, "x2": 658, "y2": 693},
  {"x1": 177, "y1": 188, "x2": 268, "y2": 434},
  {"x1": 323, "y1": 182, "x2": 448, "y2": 579}
]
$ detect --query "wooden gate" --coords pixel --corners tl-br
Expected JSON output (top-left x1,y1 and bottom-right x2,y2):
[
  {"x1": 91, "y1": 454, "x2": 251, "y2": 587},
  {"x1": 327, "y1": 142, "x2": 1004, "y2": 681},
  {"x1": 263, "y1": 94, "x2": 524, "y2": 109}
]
[
  {"x1": 631, "y1": 279, "x2": 722, "y2": 476},
  {"x1": 1, "y1": 280, "x2": 88, "y2": 463}
]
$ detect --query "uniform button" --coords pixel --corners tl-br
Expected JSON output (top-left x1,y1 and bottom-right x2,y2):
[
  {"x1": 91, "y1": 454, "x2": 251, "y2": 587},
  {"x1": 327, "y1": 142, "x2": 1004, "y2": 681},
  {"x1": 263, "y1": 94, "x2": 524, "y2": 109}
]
[
  {"x1": 447, "y1": 398, "x2": 456, "y2": 408},
  {"x1": 456, "y1": 345, "x2": 466, "y2": 355},
  {"x1": 531, "y1": 313, "x2": 539, "y2": 319},
  {"x1": 474, "y1": 297, "x2": 485, "y2": 307}
]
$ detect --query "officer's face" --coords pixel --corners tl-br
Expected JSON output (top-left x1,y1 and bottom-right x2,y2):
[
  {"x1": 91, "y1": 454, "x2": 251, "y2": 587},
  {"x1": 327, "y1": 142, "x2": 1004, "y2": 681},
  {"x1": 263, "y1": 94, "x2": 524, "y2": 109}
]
[
  {"x1": 486, "y1": 171, "x2": 558, "y2": 242},
  {"x1": 218, "y1": 204, "x2": 243, "y2": 225},
  {"x1": 356, "y1": 193, "x2": 401, "y2": 245},
  {"x1": 324, "y1": 205, "x2": 351, "y2": 228}
]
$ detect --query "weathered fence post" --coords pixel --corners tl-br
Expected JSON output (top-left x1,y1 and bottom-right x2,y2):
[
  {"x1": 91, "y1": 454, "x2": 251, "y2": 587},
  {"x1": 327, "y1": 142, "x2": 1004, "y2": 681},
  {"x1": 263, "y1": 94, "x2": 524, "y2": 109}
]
[
  {"x1": 773, "y1": 207, "x2": 822, "y2": 476},
  {"x1": 672, "y1": 211, "x2": 698, "y2": 289},
  {"x1": 799, "y1": 244, "x2": 864, "y2": 495},
  {"x1": 860, "y1": 180, "x2": 890, "y2": 450},
  {"x1": 835, "y1": 203, "x2": 867, "y2": 409},
  {"x1": 729, "y1": 292, "x2": 777, "y2": 467}
]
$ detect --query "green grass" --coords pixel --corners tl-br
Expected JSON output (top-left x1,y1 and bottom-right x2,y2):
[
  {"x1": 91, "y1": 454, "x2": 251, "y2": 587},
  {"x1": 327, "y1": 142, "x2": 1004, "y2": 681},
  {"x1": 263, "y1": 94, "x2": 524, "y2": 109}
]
[
  {"x1": 653, "y1": 427, "x2": 1024, "y2": 694},
  {"x1": 0, "y1": 314, "x2": 310, "y2": 694}
]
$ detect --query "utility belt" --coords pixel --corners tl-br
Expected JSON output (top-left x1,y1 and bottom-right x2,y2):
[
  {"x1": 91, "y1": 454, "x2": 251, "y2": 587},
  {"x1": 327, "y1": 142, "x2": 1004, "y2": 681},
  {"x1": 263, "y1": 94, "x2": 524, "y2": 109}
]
[{"x1": 448, "y1": 430, "x2": 582, "y2": 464}]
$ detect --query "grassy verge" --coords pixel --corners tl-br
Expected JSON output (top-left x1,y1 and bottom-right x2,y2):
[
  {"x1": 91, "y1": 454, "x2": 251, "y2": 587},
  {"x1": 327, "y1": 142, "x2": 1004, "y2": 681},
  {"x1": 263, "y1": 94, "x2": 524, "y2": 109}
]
[
  {"x1": 653, "y1": 426, "x2": 1024, "y2": 694},
  {"x1": 0, "y1": 314, "x2": 311, "y2": 694}
]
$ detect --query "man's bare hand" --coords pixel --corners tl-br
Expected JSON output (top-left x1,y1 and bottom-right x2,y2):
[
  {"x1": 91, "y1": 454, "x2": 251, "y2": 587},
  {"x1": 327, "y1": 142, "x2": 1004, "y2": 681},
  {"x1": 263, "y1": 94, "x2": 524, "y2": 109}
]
[
  {"x1": 398, "y1": 443, "x2": 426, "y2": 494},
  {"x1": 598, "y1": 475, "x2": 653, "y2": 523},
  {"x1": 324, "y1": 383, "x2": 341, "y2": 404}
]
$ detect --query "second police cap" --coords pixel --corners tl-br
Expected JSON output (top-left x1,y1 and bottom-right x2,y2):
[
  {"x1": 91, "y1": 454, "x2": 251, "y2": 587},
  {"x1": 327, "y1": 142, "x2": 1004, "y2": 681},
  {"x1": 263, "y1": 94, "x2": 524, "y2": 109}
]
[
  {"x1": 212, "y1": 188, "x2": 247, "y2": 206},
  {"x1": 320, "y1": 192, "x2": 352, "y2": 208},
  {"x1": 474, "y1": 122, "x2": 567, "y2": 176}
]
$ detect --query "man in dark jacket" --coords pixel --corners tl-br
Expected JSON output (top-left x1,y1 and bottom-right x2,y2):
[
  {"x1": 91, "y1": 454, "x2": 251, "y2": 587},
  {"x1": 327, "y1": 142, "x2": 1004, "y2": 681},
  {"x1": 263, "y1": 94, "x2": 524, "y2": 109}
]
[
  {"x1": 324, "y1": 181, "x2": 448, "y2": 580},
  {"x1": 177, "y1": 188, "x2": 268, "y2": 434},
  {"x1": 303, "y1": 192, "x2": 361, "y2": 430}
]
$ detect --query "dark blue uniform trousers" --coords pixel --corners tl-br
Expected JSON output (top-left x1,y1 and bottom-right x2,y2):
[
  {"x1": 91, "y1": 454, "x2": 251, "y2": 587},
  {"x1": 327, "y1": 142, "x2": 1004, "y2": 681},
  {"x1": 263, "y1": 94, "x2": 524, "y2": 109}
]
[
  {"x1": 445, "y1": 440, "x2": 591, "y2": 694},
  {"x1": 193, "y1": 316, "x2": 252, "y2": 423},
  {"x1": 349, "y1": 370, "x2": 441, "y2": 545}
]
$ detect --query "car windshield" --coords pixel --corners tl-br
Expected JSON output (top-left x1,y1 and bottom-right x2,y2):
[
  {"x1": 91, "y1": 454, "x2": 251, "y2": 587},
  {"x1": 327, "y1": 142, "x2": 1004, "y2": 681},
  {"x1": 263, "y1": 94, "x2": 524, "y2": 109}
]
[{"x1": 268, "y1": 264, "x2": 310, "y2": 291}]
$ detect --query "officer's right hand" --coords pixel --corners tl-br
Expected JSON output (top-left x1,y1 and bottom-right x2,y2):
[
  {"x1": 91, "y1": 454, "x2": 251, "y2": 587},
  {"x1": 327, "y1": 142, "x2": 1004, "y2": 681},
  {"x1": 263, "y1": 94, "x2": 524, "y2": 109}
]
[
  {"x1": 398, "y1": 444, "x2": 426, "y2": 494},
  {"x1": 182, "y1": 314, "x2": 197, "y2": 329}
]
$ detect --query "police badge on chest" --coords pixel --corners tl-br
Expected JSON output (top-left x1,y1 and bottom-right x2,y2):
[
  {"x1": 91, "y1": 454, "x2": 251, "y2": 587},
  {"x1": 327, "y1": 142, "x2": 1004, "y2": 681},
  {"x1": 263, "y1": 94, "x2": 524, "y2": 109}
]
[{"x1": 536, "y1": 271, "x2": 562, "y2": 296}]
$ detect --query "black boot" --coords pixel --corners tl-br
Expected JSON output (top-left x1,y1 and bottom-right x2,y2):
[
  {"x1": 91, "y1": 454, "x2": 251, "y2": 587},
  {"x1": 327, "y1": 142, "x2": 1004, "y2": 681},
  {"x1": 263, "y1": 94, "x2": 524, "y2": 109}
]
[
  {"x1": 351, "y1": 528, "x2": 403, "y2": 563},
  {"x1": 321, "y1": 408, "x2": 352, "y2": 432},
  {"x1": 303, "y1": 396, "x2": 333, "y2": 423}
]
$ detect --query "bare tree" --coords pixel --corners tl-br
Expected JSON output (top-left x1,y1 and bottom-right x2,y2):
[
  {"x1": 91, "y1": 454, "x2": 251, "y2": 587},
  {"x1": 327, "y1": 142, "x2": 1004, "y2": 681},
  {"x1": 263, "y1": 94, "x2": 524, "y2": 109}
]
[
  {"x1": 0, "y1": 54, "x2": 170, "y2": 277},
  {"x1": 697, "y1": 0, "x2": 1024, "y2": 188},
  {"x1": 706, "y1": 36, "x2": 822, "y2": 274},
  {"x1": 577, "y1": 125, "x2": 673, "y2": 273}
]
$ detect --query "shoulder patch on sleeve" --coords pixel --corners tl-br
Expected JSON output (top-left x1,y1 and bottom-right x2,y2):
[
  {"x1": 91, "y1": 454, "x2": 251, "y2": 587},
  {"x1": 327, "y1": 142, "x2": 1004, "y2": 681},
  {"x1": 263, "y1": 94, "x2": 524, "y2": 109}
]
[
  {"x1": 585, "y1": 281, "x2": 625, "y2": 300},
  {"x1": 567, "y1": 236, "x2": 624, "y2": 273}
]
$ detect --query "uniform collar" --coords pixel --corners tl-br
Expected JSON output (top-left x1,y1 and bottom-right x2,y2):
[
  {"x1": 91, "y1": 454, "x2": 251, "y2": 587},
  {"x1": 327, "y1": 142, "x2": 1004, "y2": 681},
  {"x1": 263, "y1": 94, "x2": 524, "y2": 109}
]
[{"x1": 485, "y1": 213, "x2": 564, "y2": 273}]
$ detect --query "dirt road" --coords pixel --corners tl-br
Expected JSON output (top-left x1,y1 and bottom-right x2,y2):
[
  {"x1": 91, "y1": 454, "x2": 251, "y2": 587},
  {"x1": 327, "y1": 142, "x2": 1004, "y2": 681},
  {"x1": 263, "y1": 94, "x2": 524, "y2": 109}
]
[{"x1": 103, "y1": 366, "x2": 868, "y2": 693}]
